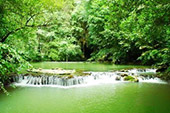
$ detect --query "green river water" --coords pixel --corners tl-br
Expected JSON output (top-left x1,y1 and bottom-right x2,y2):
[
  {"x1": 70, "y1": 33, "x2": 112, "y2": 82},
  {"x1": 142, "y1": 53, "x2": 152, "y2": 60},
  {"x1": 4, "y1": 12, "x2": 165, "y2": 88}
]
[
  {"x1": 0, "y1": 62, "x2": 170, "y2": 113},
  {"x1": 31, "y1": 62, "x2": 149, "y2": 71}
]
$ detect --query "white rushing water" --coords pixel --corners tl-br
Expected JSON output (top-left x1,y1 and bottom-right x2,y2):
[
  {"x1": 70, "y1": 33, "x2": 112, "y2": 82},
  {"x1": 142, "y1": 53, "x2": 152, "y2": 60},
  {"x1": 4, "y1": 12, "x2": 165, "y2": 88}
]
[{"x1": 13, "y1": 69, "x2": 167, "y2": 88}]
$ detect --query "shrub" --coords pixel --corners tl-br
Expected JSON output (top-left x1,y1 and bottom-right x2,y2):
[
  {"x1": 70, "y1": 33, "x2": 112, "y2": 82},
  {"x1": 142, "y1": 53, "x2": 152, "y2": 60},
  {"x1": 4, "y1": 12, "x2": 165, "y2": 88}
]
[{"x1": 0, "y1": 43, "x2": 31, "y2": 93}]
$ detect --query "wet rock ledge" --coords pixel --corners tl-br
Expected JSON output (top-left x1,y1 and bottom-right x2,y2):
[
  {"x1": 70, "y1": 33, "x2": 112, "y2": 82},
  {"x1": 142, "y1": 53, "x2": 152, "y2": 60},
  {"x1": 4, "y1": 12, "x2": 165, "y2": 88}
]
[
  {"x1": 28, "y1": 68, "x2": 76, "y2": 75},
  {"x1": 25, "y1": 68, "x2": 90, "y2": 78}
]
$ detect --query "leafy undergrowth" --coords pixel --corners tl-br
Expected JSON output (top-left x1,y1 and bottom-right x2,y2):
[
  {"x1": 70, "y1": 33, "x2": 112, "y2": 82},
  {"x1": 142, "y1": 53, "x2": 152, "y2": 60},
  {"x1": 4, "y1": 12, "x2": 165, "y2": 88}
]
[
  {"x1": 0, "y1": 43, "x2": 31, "y2": 94},
  {"x1": 156, "y1": 68, "x2": 170, "y2": 80}
]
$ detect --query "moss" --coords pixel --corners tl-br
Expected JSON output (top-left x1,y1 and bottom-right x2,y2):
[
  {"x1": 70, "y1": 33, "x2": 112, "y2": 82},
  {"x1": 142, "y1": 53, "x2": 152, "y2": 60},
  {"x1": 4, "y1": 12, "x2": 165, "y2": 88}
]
[
  {"x1": 25, "y1": 68, "x2": 75, "y2": 76},
  {"x1": 23, "y1": 72, "x2": 58, "y2": 76},
  {"x1": 134, "y1": 78, "x2": 139, "y2": 82},
  {"x1": 124, "y1": 76, "x2": 139, "y2": 82},
  {"x1": 22, "y1": 69, "x2": 91, "y2": 79},
  {"x1": 73, "y1": 70, "x2": 90, "y2": 76},
  {"x1": 67, "y1": 75, "x2": 74, "y2": 79},
  {"x1": 124, "y1": 76, "x2": 134, "y2": 81}
]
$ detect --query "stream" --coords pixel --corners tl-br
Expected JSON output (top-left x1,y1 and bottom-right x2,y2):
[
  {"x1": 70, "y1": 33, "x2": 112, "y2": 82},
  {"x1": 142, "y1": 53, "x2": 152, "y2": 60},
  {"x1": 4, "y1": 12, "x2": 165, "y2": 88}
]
[{"x1": 0, "y1": 62, "x2": 170, "y2": 113}]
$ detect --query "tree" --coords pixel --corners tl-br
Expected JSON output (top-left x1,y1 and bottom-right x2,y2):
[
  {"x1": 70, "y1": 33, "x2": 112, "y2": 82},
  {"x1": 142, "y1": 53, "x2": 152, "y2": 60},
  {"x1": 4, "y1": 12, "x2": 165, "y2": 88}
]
[{"x1": 0, "y1": 0, "x2": 64, "y2": 43}]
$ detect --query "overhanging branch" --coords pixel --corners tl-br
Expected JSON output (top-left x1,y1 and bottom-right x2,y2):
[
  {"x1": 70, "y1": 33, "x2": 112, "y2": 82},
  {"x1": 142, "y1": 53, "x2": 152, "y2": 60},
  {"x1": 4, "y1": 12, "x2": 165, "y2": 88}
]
[{"x1": 0, "y1": 23, "x2": 55, "y2": 43}]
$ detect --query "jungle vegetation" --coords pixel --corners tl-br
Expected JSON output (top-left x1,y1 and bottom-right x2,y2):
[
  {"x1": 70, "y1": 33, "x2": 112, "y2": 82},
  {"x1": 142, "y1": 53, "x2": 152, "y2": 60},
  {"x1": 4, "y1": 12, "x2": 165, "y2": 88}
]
[{"x1": 0, "y1": 0, "x2": 170, "y2": 91}]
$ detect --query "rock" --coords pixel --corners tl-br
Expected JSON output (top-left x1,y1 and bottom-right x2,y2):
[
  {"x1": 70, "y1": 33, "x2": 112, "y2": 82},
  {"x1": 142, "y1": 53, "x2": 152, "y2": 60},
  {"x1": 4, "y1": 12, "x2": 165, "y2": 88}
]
[
  {"x1": 24, "y1": 73, "x2": 29, "y2": 76},
  {"x1": 139, "y1": 76, "x2": 145, "y2": 80},
  {"x1": 156, "y1": 65, "x2": 168, "y2": 72},
  {"x1": 137, "y1": 69, "x2": 145, "y2": 72},
  {"x1": 124, "y1": 76, "x2": 134, "y2": 81},
  {"x1": 27, "y1": 69, "x2": 31, "y2": 72},
  {"x1": 124, "y1": 75, "x2": 139, "y2": 82},
  {"x1": 140, "y1": 74, "x2": 148, "y2": 77},
  {"x1": 116, "y1": 73, "x2": 121, "y2": 75},
  {"x1": 115, "y1": 76, "x2": 121, "y2": 81},
  {"x1": 149, "y1": 75, "x2": 154, "y2": 79},
  {"x1": 134, "y1": 78, "x2": 139, "y2": 82},
  {"x1": 58, "y1": 68, "x2": 63, "y2": 70},
  {"x1": 120, "y1": 73, "x2": 128, "y2": 77},
  {"x1": 67, "y1": 75, "x2": 74, "y2": 79},
  {"x1": 120, "y1": 69, "x2": 128, "y2": 72},
  {"x1": 30, "y1": 69, "x2": 75, "y2": 75}
]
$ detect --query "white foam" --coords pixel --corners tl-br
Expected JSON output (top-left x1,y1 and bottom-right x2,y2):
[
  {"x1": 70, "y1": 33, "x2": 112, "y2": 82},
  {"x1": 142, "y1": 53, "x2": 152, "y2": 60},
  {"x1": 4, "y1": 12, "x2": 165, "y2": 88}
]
[{"x1": 12, "y1": 68, "x2": 167, "y2": 88}]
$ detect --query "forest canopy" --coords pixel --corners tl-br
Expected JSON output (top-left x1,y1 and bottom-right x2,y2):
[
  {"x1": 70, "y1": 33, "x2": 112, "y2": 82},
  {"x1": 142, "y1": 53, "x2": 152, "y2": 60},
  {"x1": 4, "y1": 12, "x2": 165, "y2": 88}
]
[{"x1": 0, "y1": 0, "x2": 170, "y2": 80}]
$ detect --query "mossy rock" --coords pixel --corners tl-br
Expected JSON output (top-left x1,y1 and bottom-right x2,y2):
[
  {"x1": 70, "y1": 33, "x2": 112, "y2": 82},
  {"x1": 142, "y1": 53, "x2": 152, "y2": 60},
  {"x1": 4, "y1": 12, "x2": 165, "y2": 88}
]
[
  {"x1": 73, "y1": 70, "x2": 90, "y2": 76},
  {"x1": 121, "y1": 73, "x2": 128, "y2": 77},
  {"x1": 67, "y1": 75, "x2": 74, "y2": 79},
  {"x1": 24, "y1": 73, "x2": 30, "y2": 76},
  {"x1": 124, "y1": 76, "x2": 134, "y2": 81},
  {"x1": 120, "y1": 69, "x2": 128, "y2": 72},
  {"x1": 24, "y1": 71, "x2": 58, "y2": 77},
  {"x1": 124, "y1": 76, "x2": 139, "y2": 82},
  {"x1": 134, "y1": 78, "x2": 139, "y2": 82},
  {"x1": 57, "y1": 75, "x2": 63, "y2": 78}
]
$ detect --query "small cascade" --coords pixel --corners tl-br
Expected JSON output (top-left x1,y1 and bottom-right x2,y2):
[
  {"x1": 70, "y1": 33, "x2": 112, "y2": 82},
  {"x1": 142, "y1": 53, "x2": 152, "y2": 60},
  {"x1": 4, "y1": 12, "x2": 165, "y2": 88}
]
[
  {"x1": 14, "y1": 75, "x2": 86, "y2": 86},
  {"x1": 128, "y1": 68, "x2": 156, "y2": 73},
  {"x1": 13, "y1": 69, "x2": 166, "y2": 87}
]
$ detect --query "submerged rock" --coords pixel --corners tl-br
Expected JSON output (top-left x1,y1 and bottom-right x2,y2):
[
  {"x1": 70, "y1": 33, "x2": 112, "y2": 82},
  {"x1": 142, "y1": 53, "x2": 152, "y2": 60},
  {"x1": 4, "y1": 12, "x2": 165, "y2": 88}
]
[{"x1": 115, "y1": 76, "x2": 121, "y2": 81}]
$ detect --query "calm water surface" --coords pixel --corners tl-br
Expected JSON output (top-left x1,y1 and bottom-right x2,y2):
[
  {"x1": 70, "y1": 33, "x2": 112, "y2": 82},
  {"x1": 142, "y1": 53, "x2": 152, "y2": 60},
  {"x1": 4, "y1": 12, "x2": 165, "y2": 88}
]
[
  {"x1": 0, "y1": 62, "x2": 170, "y2": 113},
  {"x1": 1, "y1": 83, "x2": 170, "y2": 113},
  {"x1": 31, "y1": 62, "x2": 149, "y2": 71}
]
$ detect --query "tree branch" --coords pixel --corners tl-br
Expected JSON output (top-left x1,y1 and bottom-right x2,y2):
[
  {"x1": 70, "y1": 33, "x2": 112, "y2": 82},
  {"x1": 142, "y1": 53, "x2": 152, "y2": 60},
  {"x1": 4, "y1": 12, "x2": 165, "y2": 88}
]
[
  {"x1": 0, "y1": 27, "x2": 24, "y2": 42},
  {"x1": 0, "y1": 23, "x2": 55, "y2": 43},
  {"x1": 0, "y1": 12, "x2": 48, "y2": 43},
  {"x1": 25, "y1": 13, "x2": 39, "y2": 26}
]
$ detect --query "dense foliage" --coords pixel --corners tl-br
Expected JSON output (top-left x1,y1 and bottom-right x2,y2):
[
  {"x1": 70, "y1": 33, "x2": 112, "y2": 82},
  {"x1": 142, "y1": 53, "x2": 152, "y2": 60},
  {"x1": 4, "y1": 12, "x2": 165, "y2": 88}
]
[
  {"x1": 73, "y1": 0, "x2": 170, "y2": 66},
  {"x1": 0, "y1": 43, "x2": 30, "y2": 93},
  {"x1": 48, "y1": 38, "x2": 82, "y2": 61},
  {"x1": 1, "y1": 0, "x2": 169, "y2": 65},
  {"x1": 0, "y1": 0, "x2": 169, "y2": 91}
]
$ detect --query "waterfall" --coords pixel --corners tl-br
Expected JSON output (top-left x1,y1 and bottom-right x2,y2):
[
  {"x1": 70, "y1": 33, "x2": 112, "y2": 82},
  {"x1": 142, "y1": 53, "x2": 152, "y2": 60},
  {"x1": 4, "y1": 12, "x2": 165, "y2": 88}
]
[{"x1": 13, "y1": 69, "x2": 166, "y2": 87}]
